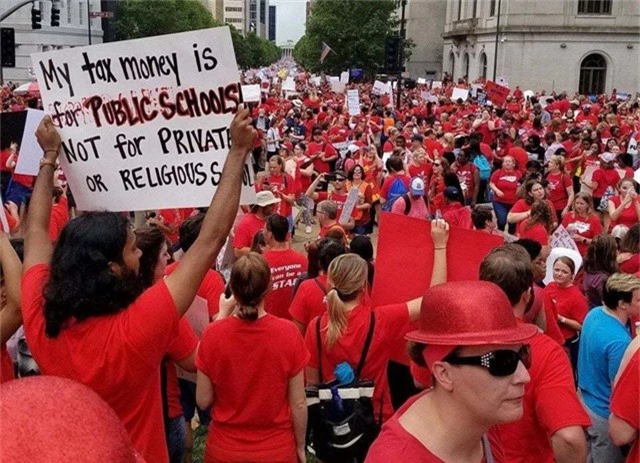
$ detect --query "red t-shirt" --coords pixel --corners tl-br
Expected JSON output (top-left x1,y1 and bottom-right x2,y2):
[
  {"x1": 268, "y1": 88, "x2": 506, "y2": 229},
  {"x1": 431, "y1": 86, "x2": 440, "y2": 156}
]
[
  {"x1": 620, "y1": 254, "x2": 640, "y2": 274},
  {"x1": 165, "y1": 317, "x2": 198, "y2": 418},
  {"x1": 543, "y1": 282, "x2": 588, "y2": 341},
  {"x1": 307, "y1": 141, "x2": 337, "y2": 174},
  {"x1": 608, "y1": 196, "x2": 639, "y2": 229},
  {"x1": 490, "y1": 169, "x2": 520, "y2": 204},
  {"x1": 289, "y1": 275, "x2": 329, "y2": 328},
  {"x1": 441, "y1": 203, "x2": 473, "y2": 229},
  {"x1": 305, "y1": 303, "x2": 409, "y2": 422},
  {"x1": 260, "y1": 173, "x2": 295, "y2": 217},
  {"x1": 610, "y1": 349, "x2": 639, "y2": 463},
  {"x1": 561, "y1": 213, "x2": 602, "y2": 256},
  {"x1": 232, "y1": 213, "x2": 265, "y2": 251},
  {"x1": 317, "y1": 190, "x2": 350, "y2": 220},
  {"x1": 48, "y1": 196, "x2": 69, "y2": 242},
  {"x1": 165, "y1": 262, "x2": 224, "y2": 319},
  {"x1": 454, "y1": 163, "x2": 478, "y2": 200},
  {"x1": 545, "y1": 172, "x2": 572, "y2": 210},
  {"x1": 159, "y1": 208, "x2": 194, "y2": 244},
  {"x1": 196, "y1": 314, "x2": 309, "y2": 462},
  {"x1": 517, "y1": 222, "x2": 549, "y2": 246},
  {"x1": 592, "y1": 168, "x2": 622, "y2": 197},
  {"x1": 22, "y1": 264, "x2": 179, "y2": 463},
  {"x1": 408, "y1": 163, "x2": 432, "y2": 182},
  {"x1": 366, "y1": 391, "x2": 506, "y2": 462},
  {"x1": 511, "y1": 199, "x2": 558, "y2": 223},
  {"x1": 263, "y1": 249, "x2": 308, "y2": 320},
  {"x1": 497, "y1": 330, "x2": 591, "y2": 463},
  {"x1": 0, "y1": 345, "x2": 13, "y2": 383}
]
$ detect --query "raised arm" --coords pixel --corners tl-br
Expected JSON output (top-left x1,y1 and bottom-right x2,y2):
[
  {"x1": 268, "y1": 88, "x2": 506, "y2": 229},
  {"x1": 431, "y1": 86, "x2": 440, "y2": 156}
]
[
  {"x1": 164, "y1": 107, "x2": 256, "y2": 316},
  {"x1": 27, "y1": 116, "x2": 61, "y2": 271}
]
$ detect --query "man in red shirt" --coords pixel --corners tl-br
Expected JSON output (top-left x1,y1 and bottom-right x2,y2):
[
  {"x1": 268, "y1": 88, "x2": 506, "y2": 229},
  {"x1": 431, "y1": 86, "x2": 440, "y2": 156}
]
[
  {"x1": 22, "y1": 109, "x2": 256, "y2": 463},
  {"x1": 232, "y1": 190, "x2": 280, "y2": 257},
  {"x1": 262, "y1": 214, "x2": 308, "y2": 319},
  {"x1": 307, "y1": 128, "x2": 338, "y2": 175},
  {"x1": 305, "y1": 170, "x2": 354, "y2": 229},
  {"x1": 480, "y1": 246, "x2": 590, "y2": 463}
]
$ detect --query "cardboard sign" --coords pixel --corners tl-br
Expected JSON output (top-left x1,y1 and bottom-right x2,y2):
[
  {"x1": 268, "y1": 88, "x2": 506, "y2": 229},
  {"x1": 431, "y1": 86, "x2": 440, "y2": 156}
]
[
  {"x1": 339, "y1": 187, "x2": 360, "y2": 225},
  {"x1": 451, "y1": 87, "x2": 469, "y2": 101},
  {"x1": 340, "y1": 71, "x2": 349, "y2": 84},
  {"x1": 372, "y1": 80, "x2": 389, "y2": 96},
  {"x1": 496, "y1": 75, "x2": 509, "y2": 88},
  {"x1": 417, "y1": 77, "x2": 427, "y2": 85},
  {"x1": 484, "y1": 80, "x2": 510, "y2": 107},
  {"x1": 346, "y1": 89, "x2": 360, "y2": 116},
  {"x1": 328, "y1": 76, "x2": 340, "y2": 84},
  {"x1": 282, "y1": 77, "x2": 296, "y2": 91},
  {"x1": 32, "y1": 27, "x2": 256, "y2": 212},
  {"x1": 330, "y1": 81, "x2": 345, "y2": 94},
  {"x1": 15, "y1": 109, "x2": 46, "y2": 175},
  {"x1": 550, "y1": 225, "x2": 579, "y2": 253},
  {"x1": 371, "y1": 213, "x2": 503, "y2": 364},
  {"x1": 241, "y1": 84, "x2": 261, "y2": 102}
]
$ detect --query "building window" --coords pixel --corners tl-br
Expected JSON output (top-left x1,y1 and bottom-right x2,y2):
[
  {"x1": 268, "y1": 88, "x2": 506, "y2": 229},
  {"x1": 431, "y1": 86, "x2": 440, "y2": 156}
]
[
  {"x1": 79, "y1": 2, "x2": 83, "y2": 24},
  {"x1": 463, "y1": 53, "x2": 469, "y2": 78},
  {"x1": 472, "y1": 0, "x2": 478, "y2": 18},
  {"x1": 490, "y1": 0, "x2": 496, "y2": 16},
  {"x1": 479, "y1": 53, "x2": 487, "y2": 79},
  {"x1": 260, "y1": 0, "x2": 266, "y2": 24},
  {"x1": 225, "y1": 6, "x2": 242, "y2": 12},
  {"x1": 579, "y1": 54, "x2": 606, "y2": 95},
  {"x1": 457, "y1": 0, "x2": 463, "y2": 20},
  {"x1": 449, "y1": 52, "x2": 456, "y2": 77},
  {"x1": 578, "y1": 0, "x2": 612, "y2": 14},
  {"x1": 226, "y1": 18, "x2": 243, "y2": 23}
]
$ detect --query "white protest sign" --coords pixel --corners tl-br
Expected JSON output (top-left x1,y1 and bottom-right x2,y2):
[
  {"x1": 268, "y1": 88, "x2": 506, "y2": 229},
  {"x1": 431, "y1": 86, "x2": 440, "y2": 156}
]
[
  {"x1": 331, "y1": 81, "x2": 345, "y2": 93},
  {"x1": 340, "y1": 71, "x2": 349, "y2": 84},
  {"x1": 496, "y1": 75, "x2": 509, "y2": 88},
  {"x1": 451, "y1": 87, "x2": 469, "y2": 101},
  {"x1": 16, "y1": 109, "x2": 45, "y2": 175},
  {"x1": 431, "y1": 81, "x2": 442, "y2": 89},
  {"x1": 32, "y1": 26, "x2": 256, "y2": 211},
  {"x1": 372, "y1": 80, "x2": 387, "y2": 96},
  {"x1": 628, "y1": 134, "x2": 638, "y2": 156},
  {"x1": 241, "y1": 84, "x2": 261, "y2": 102},
  {"x1": 328, "y1": 76, "x2": 339, "y2": 84},
  {"x1": 313, "y1": 76, "x2": 322, "y2": 87},
  {"x1": 346, "y1": 89, "x2": 360, "y2": 116},
  {"x1": 550, "y1": 225, "x2": 579, "y2": 253},
  {"x1": 282, "y1": 77, "x2": 296, "y2": 91},
  {"x1": 417, "y1": 77, "x2": 427, "y2": 85},
  {"x1": 339, "y1": 187, "x2": 360, "y2": 225}
]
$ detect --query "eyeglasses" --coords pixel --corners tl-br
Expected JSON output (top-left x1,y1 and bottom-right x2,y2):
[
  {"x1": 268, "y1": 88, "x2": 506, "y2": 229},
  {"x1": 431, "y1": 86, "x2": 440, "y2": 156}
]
[{"x1": 444, "y1": 345, "x2": 531, "y2": 377}]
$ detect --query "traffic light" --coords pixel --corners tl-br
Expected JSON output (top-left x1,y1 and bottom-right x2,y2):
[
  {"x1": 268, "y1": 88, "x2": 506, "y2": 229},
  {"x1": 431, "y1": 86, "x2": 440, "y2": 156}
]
[
  {"x1": 384, "y1": 37, "x2": 401, "y2": 73},
  {"x1": 1, "y1": 28, "x2": 16, "y2": 68},
  {"x1": 51, "y1": 6, "x2": 61, "y2": 27},
  {"x1": 31, "y1": 7, "x2": 42, "y2": 29}
]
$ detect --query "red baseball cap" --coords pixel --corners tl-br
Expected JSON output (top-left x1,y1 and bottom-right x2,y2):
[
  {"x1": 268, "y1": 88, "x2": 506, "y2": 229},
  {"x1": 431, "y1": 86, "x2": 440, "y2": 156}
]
[
  {"x1": 406, "y1": 281, "x2": 538, "y2": 346},
  {"x1": 1, "y1": 376, "x2": 145, "y2": 462}
]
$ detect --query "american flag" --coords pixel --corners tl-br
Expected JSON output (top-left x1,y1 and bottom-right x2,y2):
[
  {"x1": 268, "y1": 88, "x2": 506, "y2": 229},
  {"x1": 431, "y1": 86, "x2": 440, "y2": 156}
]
[{"x1": 320, "y1": 42, "x2": 333, "y2": 63}]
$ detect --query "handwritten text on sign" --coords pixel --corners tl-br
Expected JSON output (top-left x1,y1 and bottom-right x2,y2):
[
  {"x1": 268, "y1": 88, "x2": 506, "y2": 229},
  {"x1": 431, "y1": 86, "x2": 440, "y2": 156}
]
[{"x1": 32, "y1": 27, "x2": 256, "y2": 211}]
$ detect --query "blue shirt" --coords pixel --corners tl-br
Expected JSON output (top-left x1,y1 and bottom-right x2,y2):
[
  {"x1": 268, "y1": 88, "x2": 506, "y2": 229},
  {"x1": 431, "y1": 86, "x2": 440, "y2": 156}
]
[{"x1": 577, "y1": 306, "x2": 631, "y2": 418}]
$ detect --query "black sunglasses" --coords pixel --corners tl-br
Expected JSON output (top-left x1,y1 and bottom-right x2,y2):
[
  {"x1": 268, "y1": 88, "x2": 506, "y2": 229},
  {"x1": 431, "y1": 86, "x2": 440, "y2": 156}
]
[{"x1": 444, "y1": 345, "x2": 531, "y2": 377}]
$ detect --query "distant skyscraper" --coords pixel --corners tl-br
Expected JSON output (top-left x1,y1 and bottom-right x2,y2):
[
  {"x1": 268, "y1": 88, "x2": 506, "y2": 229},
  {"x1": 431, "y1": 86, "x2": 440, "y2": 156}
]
[{"x1": 268, "y1": 5, "x2": 276, "y2": 42}]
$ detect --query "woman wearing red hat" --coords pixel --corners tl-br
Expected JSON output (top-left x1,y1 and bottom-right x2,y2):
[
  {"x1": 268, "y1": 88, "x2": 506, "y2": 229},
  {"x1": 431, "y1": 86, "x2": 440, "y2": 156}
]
[{"x1": 366, "y1": 280, "x2": 537, "y2": 462}]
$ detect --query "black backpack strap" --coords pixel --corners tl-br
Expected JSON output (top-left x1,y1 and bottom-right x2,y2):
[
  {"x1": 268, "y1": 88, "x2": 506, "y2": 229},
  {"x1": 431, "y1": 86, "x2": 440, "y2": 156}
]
[
  {"x1": 315, "y1": 316, "x2": 324, "y2": 383},
  {"x1": 355, "y1": 312, "x2": 376, "y2": 378},
  {"x1": 402, "y1": 193, "x2": 411, "y2": 215},
  {"x1": 313, "y1": 277, "x2": 328, "y2": 295}
]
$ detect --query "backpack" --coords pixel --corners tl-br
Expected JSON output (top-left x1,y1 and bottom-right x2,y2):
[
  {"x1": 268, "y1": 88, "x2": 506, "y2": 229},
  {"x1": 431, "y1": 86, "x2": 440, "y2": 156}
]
[
  {"x1": 382, "y1": 177, "x2": 409, "y2": 212},
  {"x1": 306, "y1": 313, "x2": 381, "y2": 463},
  {"x1": 473, "y1": 154, "x2": 492, "y2": 181}
]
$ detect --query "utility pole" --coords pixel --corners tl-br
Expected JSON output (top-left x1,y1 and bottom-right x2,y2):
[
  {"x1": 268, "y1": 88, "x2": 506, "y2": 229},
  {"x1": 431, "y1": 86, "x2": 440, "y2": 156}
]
[
  {"x1": 492, "y1": 0, "x2": 502, "y2": 81},
  {"x1": 396, "y1": 0, "x2": 407, "y2": 108},
  {"x1": 87, "y1": 0, "x2": 92, "y2": 45}
]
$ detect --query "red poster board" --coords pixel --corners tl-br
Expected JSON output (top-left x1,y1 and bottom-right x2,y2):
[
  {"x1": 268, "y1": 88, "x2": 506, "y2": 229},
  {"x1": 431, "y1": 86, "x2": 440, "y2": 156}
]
[
  {"x1": 371, "y1": 213, "x2": 504, "y2": 363},
  {"x1": 484, "y1": 80, "x2": 510, "y2": 107}
]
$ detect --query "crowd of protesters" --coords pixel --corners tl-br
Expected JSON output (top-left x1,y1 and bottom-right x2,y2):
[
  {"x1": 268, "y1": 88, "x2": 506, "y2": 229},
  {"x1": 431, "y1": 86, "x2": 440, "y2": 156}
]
[{"x1": 0, "y1": 65, "x2": 639, "y2": 463}]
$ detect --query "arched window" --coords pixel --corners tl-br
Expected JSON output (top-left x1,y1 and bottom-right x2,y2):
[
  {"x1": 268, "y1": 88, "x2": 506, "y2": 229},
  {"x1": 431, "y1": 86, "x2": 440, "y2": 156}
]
[
  {"x1": 449, "y1": 52, "x2": 456, "y2": 77},
  {"x1": 479, "y1": 53, "x2": 487, "y2": 79},
  {"x1": 579, "y1": 54, "x2": 606, "y2": 95},
  {"x1": 463, "y1": 53, "x2": 470, "y2": 78}
]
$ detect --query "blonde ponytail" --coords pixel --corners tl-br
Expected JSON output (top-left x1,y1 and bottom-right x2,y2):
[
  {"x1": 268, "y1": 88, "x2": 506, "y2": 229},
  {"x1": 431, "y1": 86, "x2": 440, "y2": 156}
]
[{"x1": 325, "y1": 254, "x2": 368, "y2": 350}]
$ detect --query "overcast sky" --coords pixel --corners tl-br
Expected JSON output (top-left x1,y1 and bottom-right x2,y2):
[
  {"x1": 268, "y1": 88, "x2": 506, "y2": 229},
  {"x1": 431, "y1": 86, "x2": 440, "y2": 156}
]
[{"x1": 269, "y1": 0, "x2": 306, "y2": 46}]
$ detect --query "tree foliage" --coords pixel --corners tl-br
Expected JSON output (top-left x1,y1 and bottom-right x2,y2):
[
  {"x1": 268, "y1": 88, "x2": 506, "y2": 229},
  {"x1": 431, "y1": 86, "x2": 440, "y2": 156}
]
[
  {"x1": 293, "y1": 0, "x2": 413, "y2": 76},
  {"x1": 115, "y1": 0, "x2": 280, "y2": 69}
]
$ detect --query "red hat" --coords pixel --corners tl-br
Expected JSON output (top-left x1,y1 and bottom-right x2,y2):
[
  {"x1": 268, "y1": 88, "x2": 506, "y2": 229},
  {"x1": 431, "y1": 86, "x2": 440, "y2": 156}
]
[
  {"x1": 406, "y1": 281, "x2": 537, "y2": 346},
  {"x1": 282, "y1": 141, "x2": 294, "y2": 151},
  {"x1": 0, "y1": 376, "x2": 145, "y2": 462}
]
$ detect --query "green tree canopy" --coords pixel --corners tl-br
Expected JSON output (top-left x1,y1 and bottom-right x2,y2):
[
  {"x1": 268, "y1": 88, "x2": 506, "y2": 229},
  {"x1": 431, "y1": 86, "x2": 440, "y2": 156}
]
[
  {"x1": 293, "y1": 0, "x2": 412, "y2": 76},
  {"x1": 114, "y1": 0, "x2": 280, "y2": 69}
]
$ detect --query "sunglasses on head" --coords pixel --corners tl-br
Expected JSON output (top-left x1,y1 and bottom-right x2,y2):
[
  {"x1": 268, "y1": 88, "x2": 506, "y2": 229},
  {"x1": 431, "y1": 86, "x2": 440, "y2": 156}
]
[{"x1": 444, "y1": 345, "x2": 531, "y2": 377}]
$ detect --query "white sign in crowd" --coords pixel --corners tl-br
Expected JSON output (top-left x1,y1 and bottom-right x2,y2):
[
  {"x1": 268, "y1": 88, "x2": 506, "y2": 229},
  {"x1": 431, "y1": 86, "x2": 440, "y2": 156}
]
[{"x1": 32, "y1": 27, "x2": 257, "y2": 212}]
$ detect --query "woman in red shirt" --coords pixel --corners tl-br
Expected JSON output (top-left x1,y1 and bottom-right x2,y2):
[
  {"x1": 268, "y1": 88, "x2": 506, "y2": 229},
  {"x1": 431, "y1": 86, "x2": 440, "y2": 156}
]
[
  {"x1": 562, "y1": 192, "x2": 602, "y2": 256},
  {"x1": 581, "y1": 152, "x2": 622, "y2": 231},
  {"x1": 366, "y1": 281, "x2": 537, "y2": 463},
  {"x1": 618, "y1": 223, "x2": 640, "y2": 275},
  {"x1": 545, "y1": 155, "x2": 574, "y2": 219},
  {"x1": 259, "y1": 156, "x2": 296, "y2": 230},
  {"x1": 407, "y1": 148, "x2": 432, "y2": 182},
  {"x1": 196, "y1": 253, "x2": 309, "y2": 463},
  {"x1": 516, "y1": 200, "x2": 555, "y2": 253},
  {"x1": 489, "y1": 155, "x2": 520, "y2": 233},
  {"x1": 544, "y1": 256, "x2": 588, "y2": 374},
  {"x1": 607, "y1": 178, "x2": 640, "y2": 231},
  {"x1": 508, "y1": 180, "x2": 557, "y2": 229}
]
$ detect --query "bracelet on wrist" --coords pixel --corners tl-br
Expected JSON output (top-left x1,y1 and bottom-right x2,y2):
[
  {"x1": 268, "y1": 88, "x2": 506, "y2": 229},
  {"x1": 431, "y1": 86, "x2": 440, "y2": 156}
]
[
  {"x1": 44, "y1": 149, "x2": 59, "y2": 156},
  {"x1": 434, "y1": 246, "x2": 447, "y2": 250}
]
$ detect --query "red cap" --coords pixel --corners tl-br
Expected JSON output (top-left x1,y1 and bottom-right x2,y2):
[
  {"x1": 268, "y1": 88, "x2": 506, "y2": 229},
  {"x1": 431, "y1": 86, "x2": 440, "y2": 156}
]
[
  {"x1": 406, "y1": 281, "x2": 538, "y2": 345},
  {"x1": 282, "y1": 141, "x2": 294, "y2": 151},
  {"x1": 0, "y1": 376, "x2": 145, "y2": 462}
]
